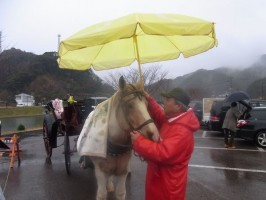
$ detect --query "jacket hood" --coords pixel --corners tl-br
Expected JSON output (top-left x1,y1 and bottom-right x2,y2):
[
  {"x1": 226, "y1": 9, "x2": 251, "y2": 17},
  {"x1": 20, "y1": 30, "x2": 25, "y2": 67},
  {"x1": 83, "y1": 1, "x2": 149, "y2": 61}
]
[{"x1": 168, "y1": 108, "x2": 200, "y2": 132}]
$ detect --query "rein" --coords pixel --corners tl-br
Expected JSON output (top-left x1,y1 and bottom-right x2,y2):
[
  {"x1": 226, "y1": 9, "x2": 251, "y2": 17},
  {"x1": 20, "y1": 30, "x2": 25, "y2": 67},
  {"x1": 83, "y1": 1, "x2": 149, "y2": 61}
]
[{"x1": 134, "y1": 118, "x2": 154, "y2": 131}]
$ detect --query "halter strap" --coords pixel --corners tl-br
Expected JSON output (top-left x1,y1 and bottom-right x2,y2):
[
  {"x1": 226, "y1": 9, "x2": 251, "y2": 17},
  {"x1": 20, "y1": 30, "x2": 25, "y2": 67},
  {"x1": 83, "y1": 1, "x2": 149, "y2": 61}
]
[
  {"x1": 121, "y1": 90, "x2": 143, "y2": 103},
  {"x1": 107, "y1": 86, "x2": 153, "y2": 157},
  {"x1": 120, "y1": 88, "x2": 154, "y2": 132},
  {"x1": 107, "y1": 118, "x2": 154, "y2": 157},
  {"x1": 133, "y1": 118, "x2": 154, "y2": 131}
]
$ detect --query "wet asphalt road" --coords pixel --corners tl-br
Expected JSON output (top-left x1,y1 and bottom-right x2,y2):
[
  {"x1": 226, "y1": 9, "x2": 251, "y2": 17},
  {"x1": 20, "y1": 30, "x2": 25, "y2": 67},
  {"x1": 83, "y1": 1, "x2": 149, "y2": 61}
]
[{"x1": 1, "y1": 129, "x2": 266, "y2": 200}]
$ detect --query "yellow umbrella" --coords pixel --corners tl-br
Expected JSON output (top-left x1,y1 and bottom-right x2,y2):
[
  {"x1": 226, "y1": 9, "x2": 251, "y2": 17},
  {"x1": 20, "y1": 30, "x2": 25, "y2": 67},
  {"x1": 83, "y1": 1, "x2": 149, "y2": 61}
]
[{"x1": 58, "y1": 13, "x2": 218, "y2": 82}]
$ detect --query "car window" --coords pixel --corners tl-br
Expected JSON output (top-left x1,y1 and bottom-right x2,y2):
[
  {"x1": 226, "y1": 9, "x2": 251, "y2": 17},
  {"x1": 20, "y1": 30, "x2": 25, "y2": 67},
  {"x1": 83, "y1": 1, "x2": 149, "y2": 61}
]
[
  {"x1": 96, "y1": 98, "x2": 107, "y2": 104},
  {"x1": 210, "y1": 101, "x2": 224, "y2": 115},
  {"x1": 248, "y1": 110, "x2": 266, "y2": 120},
  {"x1": 86, "y1": 99, "x2": 96, "y2": 106},
  {"x1": 195, "y1": 103, "x2": 202, "y2": 110},
  {"x1": 250, "y1": 100, "x2": 266, "y2": 107},
  {"x1": 189, "y1": 101, "x2": 202, "y2": 109}
]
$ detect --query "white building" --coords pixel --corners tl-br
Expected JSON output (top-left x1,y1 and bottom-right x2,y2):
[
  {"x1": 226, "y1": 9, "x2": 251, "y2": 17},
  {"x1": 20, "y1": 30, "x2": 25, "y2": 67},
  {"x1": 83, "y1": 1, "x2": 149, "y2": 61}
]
[{"x1": 15, "y1": 93, "x2": 35, "y2": 107}]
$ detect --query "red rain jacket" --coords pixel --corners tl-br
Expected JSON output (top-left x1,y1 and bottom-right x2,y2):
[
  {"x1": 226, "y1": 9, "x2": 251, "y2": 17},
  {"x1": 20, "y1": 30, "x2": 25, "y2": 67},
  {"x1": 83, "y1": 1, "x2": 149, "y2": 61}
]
[{"x1": 132, "y1": 96, "x2": 200, "y2": 200}]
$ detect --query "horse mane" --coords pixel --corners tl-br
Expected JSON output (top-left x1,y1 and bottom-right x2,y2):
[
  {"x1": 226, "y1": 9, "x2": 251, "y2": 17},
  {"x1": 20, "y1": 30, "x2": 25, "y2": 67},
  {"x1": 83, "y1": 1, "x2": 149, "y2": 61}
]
[{"x1": 111, "y1": 82, "x2": 143, "y2": 106}]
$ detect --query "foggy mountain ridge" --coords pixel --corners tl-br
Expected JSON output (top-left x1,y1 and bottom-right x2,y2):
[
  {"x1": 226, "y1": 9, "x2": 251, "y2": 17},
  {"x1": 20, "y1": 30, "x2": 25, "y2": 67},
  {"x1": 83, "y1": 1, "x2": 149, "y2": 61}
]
[
  {"x1": 168, "y1": 54, "x2": 266, "y2": 99},
  {"x1": 0, "y1": 48, "x2": 265, "y2": 103}
]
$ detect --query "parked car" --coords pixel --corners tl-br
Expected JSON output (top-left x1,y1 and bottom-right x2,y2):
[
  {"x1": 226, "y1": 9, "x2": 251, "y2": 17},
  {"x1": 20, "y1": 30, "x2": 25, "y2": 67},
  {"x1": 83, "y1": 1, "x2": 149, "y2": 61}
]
[
  {"x1": 209, "y1": 99, "x2": 229, "y2": 131},
  {"x1": 250, "y1": 99, "x2": 266, "y2": 108},
  {"x1": 86, "y1": 97, "x2": 108, "y2": 110},
  {"x1": 209, "y1": 99, "x2": 252, "y2": 131},
  {"x1": 189, "y1": 101, "x2": 203, "y2": 124},
  {"x1": 202, "y1": 98, "x2": 224, "y2": 127},
  {"x1": 237, "y1": 107, "x2": 266, "y2": 148}
]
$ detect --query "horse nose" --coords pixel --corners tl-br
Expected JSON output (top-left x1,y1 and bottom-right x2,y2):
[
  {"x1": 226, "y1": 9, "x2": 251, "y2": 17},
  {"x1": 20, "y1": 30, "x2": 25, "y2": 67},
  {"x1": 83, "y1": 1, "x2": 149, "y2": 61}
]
[
  {"x1": 147, "y1": 130, "x2": 159, "y2": 142},
  {"x1": 146, "y1": 131, "x2": 153, "y2": 140}
]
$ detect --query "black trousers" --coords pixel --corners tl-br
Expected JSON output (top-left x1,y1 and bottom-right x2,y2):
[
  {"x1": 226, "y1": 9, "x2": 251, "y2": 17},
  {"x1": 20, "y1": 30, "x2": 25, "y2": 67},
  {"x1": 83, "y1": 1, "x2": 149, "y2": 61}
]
[{"x1": 224, "y1": 128, "x2": 236, "y2": 145}]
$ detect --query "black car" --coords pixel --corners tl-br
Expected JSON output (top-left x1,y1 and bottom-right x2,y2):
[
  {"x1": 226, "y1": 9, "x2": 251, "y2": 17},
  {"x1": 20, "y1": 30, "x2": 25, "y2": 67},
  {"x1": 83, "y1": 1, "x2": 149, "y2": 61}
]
[
  {"x1": 237, "y1": 107, "x2": 266, "y2": 148},
  {"x1": 209, "y1": 99, "x2": 251, "y2": 131},
  {"x1": 189, "y1": 101, "x2": 203, "y2": 124},
  {"x1": 249, "y1": 99, "x2": 266, "y2": 107},
  {"x1": 209, "y1": 100, "x2": 229, "y2": 131}
]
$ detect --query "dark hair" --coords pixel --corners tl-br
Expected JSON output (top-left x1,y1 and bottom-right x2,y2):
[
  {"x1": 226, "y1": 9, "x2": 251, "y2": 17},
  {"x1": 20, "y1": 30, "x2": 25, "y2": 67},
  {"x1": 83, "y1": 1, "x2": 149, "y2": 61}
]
[{"x1": 231, "y1": 102, "x2": 237, "y2": 107}]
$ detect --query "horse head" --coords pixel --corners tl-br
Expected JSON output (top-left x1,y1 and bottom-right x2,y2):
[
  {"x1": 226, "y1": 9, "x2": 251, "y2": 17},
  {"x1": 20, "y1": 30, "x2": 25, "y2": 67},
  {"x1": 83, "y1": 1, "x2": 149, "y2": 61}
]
[{"x1": 118, "y1": 76, "x2": 159, "y2": 142}]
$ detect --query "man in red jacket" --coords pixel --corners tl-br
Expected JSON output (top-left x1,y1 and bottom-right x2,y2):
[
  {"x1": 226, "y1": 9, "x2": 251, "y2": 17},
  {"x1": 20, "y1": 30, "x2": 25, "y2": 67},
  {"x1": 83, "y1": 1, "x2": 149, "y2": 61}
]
[{"x1": 131, "y1": 88, "x2": 200, "y2": 200}]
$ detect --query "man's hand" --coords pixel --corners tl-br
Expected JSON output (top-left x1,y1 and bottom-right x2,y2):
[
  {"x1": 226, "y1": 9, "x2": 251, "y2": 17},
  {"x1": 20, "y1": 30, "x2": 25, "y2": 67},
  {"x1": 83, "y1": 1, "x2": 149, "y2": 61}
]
[
  {"x1": 143, "y1": 91, "x2": 150, "y2": 99},
  {"x1": 130, "y1": 131, "x2": 141, "y2": 144}
]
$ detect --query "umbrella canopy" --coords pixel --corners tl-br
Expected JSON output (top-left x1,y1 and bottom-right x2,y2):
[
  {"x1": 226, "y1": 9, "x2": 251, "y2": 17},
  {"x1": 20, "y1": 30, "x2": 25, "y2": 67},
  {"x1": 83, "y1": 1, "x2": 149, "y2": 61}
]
[
  {"x1": 58, "y1": 13, "x2": 218, "y2": 74},
  {"x1": 224, "y1": 91, "x2": 250, "y2": 103}
]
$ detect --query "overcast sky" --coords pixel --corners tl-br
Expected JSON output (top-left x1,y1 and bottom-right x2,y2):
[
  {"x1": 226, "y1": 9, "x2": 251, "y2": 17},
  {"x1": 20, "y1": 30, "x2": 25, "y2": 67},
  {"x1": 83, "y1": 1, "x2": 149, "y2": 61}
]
[{"x1": 1, "y1": 0, "x2": 266, "y2": 79}]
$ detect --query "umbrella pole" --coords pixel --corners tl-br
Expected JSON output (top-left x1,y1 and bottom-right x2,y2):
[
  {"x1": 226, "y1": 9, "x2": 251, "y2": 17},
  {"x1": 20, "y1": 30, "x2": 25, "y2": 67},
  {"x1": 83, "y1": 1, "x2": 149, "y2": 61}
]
[{"x1": 133, "y1": 35, "x2": 144, "y2": 89}]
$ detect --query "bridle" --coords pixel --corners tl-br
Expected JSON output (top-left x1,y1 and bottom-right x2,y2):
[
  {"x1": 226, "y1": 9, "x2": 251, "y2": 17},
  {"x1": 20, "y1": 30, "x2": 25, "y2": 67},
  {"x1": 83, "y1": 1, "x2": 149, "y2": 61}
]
[
  {"x1": 134, "y1": 118, "x2": 154, "y2": 131},
  {"x1": 107, "y1": 84, "x2": 154, "y2": 157},
  {"x1": 120, "y1": 86, "x2": 154, "y2": 160},
  {"x1": 120, "y1": 85, "x2": 154, "y2": 132}
]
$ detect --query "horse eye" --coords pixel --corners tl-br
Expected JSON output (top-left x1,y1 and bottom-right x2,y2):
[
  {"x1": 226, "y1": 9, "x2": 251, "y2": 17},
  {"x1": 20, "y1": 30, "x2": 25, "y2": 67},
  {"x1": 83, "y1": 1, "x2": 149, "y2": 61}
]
[{"x1": 127, "y1": 102, "x2": 134, "y2": 109}]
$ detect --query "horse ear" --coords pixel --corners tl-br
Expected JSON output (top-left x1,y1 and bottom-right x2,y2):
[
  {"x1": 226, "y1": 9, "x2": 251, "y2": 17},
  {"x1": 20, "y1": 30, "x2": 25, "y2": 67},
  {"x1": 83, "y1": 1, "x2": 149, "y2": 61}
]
[
  {"x1": 136, "y1": 78, "x2": 144, "y2": 91},
  {"x1": 119, "y1": 76, "x2": 126, "y2": 89}
]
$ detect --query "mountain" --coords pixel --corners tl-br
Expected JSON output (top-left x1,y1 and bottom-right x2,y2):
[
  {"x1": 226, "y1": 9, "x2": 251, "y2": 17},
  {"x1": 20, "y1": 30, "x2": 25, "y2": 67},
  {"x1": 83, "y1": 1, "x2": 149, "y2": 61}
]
[
  {"x1": 168, "y1": 55, "x2": 266, "y2": 100},
  {"x1": 0, "y1": 48, "x2": 114, "y2": 105},
  {"x1": 1, "y1": 48, "x2": 265, "y2": 105}
]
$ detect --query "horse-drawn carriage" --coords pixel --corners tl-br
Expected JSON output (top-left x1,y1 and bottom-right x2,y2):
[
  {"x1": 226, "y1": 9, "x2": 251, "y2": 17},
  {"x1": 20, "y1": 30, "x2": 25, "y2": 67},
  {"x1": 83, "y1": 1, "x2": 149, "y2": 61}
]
[{"x1": 42, "y1": 96, "x2": 107, "y2": 175}]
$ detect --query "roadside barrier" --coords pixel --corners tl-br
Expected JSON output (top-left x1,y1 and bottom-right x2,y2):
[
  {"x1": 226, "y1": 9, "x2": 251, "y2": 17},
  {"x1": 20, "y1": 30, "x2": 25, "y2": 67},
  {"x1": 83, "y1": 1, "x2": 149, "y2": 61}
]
[
  {"x1": 0, "y1": 134, "x2": 21, "y2": 168},
  {"x1": 0, "y1": 134, "x2": 21, "y2": 196}
]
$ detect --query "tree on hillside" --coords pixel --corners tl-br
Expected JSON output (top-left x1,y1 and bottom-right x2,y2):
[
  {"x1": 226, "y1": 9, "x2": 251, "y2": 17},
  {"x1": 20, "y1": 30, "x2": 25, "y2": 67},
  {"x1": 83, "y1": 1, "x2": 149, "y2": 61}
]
[
  {"x1": 0, "y1": 30, "x2": 13, "y2": 54},
  {"x1": 186, "y1": 87, "x2": 209, "y2": 101},
  {"x1": 0, "y1": 48, "x2": 114, "y2": 104},
  {"x1": 247, "y1": 78, "x2": 266, "y2": 99},
  {"x1": 105, "y1": 65, "x2": 169, "y2": 95}
]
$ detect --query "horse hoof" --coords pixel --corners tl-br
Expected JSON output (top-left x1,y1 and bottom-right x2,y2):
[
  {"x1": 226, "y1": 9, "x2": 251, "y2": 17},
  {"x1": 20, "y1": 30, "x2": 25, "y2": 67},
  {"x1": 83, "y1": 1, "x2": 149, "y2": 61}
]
[
  {"x1": 45, "y1": 157, "x2": 52, "y2": 165},
  {"x1": 80, "y1": 161, "x2": 87, "y2": 169},
  {"x1": 127, "y1": 171, "x2": 131, "y2": 178}
]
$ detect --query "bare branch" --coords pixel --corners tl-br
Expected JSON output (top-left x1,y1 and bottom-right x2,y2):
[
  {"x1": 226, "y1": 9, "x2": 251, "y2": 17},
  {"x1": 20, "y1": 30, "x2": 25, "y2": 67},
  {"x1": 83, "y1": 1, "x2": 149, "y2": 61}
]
[{"x1": 105, "y1": 65, "x2": 169, "y2": 95}]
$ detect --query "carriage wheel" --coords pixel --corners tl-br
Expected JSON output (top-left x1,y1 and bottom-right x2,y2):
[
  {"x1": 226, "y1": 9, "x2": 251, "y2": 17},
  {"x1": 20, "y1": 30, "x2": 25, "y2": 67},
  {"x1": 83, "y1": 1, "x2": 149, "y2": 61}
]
[
  {"x1": 64, "y1": 131, "x2": 71, "y2": 175},
  {"x1": 43, "y1": 120, "x2": 52, "y2": 158}
]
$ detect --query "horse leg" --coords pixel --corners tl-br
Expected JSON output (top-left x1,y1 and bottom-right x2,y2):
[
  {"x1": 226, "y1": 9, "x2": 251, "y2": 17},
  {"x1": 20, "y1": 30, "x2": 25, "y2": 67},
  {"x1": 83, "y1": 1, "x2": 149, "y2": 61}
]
[
  {"x1": 127, "y1": 159, "x2": 131, "y2": 176},
  {"x1": 115, "y1": 173, "x2": 128, "y2": 200},
  {"x1": 94, "y1": 164, "x2": 108, "y2": 200},
  {"x1": 107, "y1": 175, "x2": 114, "y2": 192}
]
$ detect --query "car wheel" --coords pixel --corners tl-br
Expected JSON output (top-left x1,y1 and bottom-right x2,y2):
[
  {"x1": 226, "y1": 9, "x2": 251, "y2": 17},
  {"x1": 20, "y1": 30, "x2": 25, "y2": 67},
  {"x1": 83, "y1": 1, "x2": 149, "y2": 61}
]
[{"x1": 255, "y1": 131, "x2": 266, "y2": 148}]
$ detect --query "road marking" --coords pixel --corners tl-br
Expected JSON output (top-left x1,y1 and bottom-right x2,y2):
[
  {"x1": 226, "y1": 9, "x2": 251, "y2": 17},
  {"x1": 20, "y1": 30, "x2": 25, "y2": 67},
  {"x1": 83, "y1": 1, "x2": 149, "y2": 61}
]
[
  {"x1": 201, "y1": 131, "x2": 207, "y2": 138},
  {"x1": 257, "y1": 147, "x2": 265, "y2": 152},
  {"x1": 194, "y1": 146, "x2": 266, "y2": 152},
  {"x1": 189, "y1": 164, "x2": 266, "y2": 174},
  {"x1": 195, "y1": 137, "x2": 244, "y2": 141},
  {"x1": 195, "y1": 136, "x2": 224, "y2": 140}
]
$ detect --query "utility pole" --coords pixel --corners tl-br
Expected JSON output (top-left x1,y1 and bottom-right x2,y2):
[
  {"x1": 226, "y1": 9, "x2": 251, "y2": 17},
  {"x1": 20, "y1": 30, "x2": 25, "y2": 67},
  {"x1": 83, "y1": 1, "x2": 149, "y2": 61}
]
[
  {"x1": 0, "y1": 31, "x2": 2, "y2": 53},
  {"x1": 262, "y1": 80, "x2": 264, "y2": 100},
  {"x1": 228, "y1": 77, "x2": 233, "y2": 94},
  {"x1": 57, "y1": 34, "x2": 61, "y2": 56}
]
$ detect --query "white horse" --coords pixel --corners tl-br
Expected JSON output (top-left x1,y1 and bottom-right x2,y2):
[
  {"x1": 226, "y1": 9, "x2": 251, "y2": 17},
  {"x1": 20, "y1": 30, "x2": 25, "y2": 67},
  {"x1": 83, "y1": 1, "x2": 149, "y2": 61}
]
[{"x1": 80, "y1": 77, "x2": 159, "y2": 200}]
